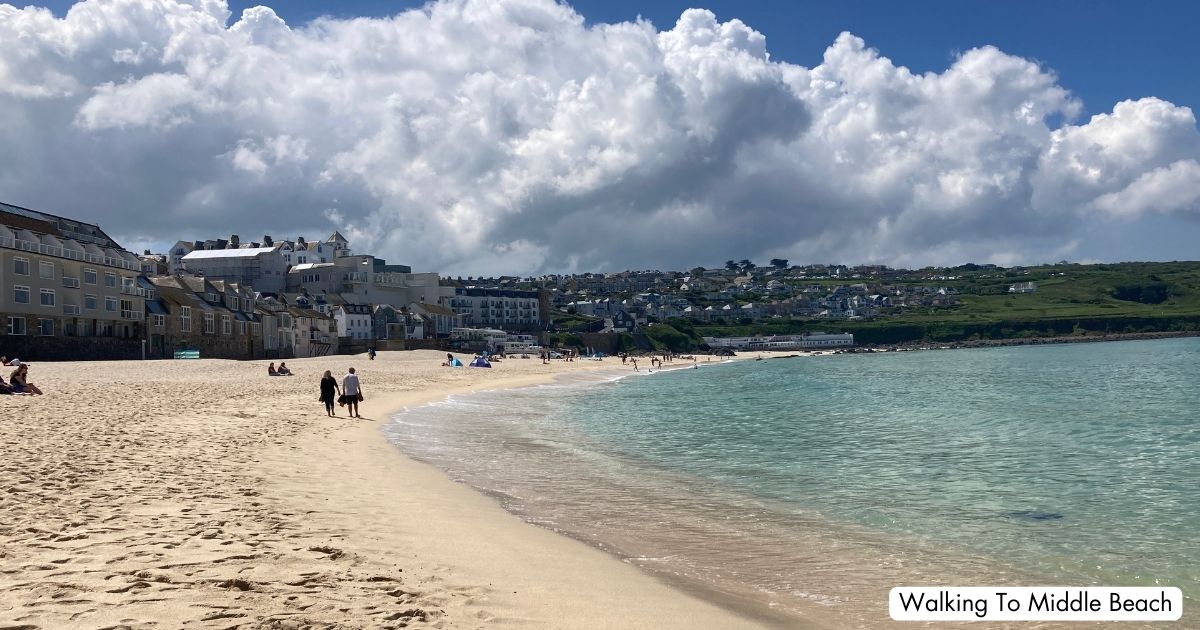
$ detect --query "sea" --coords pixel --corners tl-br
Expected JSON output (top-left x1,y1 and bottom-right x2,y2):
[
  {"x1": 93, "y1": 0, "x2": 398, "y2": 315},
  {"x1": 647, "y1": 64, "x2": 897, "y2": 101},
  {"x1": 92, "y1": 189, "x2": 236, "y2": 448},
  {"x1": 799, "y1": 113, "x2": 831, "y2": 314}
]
[{"x1": 384, "y1": 337, "x2": 1199, "y2": 628}]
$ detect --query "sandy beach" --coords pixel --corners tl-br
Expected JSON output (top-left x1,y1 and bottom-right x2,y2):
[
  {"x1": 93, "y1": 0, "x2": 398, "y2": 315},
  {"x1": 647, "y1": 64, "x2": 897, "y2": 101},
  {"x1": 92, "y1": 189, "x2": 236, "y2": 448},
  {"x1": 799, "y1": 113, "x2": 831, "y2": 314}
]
[{"x1": 0, "y1": 351, "x2": 771, "y2": 629}]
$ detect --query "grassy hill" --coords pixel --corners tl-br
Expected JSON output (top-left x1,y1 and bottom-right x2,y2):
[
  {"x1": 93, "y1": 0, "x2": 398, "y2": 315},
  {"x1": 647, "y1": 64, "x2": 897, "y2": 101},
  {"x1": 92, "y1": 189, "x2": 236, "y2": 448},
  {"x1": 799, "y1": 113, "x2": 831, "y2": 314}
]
[{"x1": 695, "y1": 261, "x2": 1200, "y2": 344}]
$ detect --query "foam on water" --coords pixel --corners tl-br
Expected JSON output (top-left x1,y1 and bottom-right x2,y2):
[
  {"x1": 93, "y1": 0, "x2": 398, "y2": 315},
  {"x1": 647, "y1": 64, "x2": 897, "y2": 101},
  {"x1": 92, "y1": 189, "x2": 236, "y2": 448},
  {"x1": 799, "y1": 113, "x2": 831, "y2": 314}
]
[{"x1": 385, "y1": 339, "x2": 1200, "y2": 627}]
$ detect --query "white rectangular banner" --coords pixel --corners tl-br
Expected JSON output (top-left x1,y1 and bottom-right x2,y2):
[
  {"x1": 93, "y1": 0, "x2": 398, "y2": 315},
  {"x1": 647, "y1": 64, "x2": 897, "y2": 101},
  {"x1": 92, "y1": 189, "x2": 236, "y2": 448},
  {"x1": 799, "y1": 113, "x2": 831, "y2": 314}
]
[{"x1": 889, "y1": 586, "x2": 1182, "y2": 621}]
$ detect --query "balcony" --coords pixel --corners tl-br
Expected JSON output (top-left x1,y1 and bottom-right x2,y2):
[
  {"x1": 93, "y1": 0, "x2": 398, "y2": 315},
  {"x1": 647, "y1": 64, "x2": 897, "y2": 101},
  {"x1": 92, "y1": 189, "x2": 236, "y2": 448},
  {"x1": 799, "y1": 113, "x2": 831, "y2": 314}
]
[
  {"x1": 62, "y1": 276, "x2": 81, "y2": 288},
  {"x1": 120, "y1": 286, "x2": 149, "y2": 297},
  {"x1": 121, "y1": 310, "x2": 143, "y2": 321},
  {"x1": 0, "y1": 235, "x2": 140, "y2": 270},
  {"x1": 64, "y1": 304, "x2": 81, "y2": 315},
  {"x1": 344, "y1": 271, "x2": 368, "y2": 283}
]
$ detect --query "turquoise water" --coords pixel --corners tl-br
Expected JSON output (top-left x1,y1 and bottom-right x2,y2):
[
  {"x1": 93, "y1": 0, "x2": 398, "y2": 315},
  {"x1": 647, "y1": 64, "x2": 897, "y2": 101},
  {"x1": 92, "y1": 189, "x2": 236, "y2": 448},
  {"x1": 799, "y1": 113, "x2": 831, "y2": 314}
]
[{"x1": 387, "y1": 338, "x2": 1199, "y2": 627}]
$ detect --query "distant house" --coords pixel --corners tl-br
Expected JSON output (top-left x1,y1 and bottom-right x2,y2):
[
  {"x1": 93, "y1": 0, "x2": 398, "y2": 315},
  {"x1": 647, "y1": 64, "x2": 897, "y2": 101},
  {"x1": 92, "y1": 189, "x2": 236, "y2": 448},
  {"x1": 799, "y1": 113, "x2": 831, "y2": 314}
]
[
  {"x1": 1009, "y1": 282, "x2": 1037, "y2": 294},
  {"x1": 611, "y1": 310, "x2": 637, "y2": 332},
  {"x1": 408, "y1": 301, "x2": 461, "y2": 338},
  {"x1": 332, "y1": 304, "x2": 374, "y2": 340}
]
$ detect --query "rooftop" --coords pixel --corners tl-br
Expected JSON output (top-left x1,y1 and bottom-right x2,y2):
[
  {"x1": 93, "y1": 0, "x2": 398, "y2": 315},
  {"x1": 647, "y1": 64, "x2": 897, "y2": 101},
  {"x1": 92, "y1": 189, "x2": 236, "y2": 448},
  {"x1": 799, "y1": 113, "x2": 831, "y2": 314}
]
[{"x1": 182, "y1": 247, "x2": 277, "y2": 260}]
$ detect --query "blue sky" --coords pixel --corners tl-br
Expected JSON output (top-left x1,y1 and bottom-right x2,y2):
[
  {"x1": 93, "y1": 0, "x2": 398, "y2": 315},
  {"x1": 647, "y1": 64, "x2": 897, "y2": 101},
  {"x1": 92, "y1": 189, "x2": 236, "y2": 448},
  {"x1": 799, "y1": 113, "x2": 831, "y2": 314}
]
[{"x1": 5, "y1": 0, "x2": 1199, "y2": 272}]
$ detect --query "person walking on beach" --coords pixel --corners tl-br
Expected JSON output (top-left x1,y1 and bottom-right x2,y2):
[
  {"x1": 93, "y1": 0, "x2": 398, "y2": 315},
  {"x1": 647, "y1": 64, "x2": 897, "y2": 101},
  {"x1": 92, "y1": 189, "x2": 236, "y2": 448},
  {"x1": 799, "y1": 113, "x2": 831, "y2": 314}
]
[
  {"x1": 319, "y1": 370, "x2": 340, "y2": 417},
  {"x1": 342, "y1": 367, "x2": 362, "y2": 418}
]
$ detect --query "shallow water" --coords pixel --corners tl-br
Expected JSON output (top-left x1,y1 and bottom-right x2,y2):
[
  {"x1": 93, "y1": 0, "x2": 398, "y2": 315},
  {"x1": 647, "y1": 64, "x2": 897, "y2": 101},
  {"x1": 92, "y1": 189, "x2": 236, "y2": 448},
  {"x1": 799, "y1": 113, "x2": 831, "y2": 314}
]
[{"x1": 386, "y1": 339, "x2": 1199, "y2": 627}]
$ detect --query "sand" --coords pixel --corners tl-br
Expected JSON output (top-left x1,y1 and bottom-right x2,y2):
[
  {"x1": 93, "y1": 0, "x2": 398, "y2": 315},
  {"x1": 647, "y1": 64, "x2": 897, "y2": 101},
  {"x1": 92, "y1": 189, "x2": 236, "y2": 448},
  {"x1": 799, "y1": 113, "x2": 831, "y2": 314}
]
[{"x1": 0, "y1": 351, "x2": 768, "y2": 629}]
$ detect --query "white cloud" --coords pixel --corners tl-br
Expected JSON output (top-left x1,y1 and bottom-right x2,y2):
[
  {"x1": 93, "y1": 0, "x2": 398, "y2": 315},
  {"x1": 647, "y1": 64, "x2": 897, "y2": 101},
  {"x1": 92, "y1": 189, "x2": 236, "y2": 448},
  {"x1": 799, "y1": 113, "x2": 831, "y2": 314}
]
[{"x1": 0, "y1": 0, "x2": 1197, "y2": 275}]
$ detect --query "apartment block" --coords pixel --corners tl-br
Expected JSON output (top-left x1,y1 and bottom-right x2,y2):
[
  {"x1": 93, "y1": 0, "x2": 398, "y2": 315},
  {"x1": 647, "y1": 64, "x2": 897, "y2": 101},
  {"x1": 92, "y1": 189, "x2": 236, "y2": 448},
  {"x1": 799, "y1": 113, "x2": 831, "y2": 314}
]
[{"x1": 1, "y1": 202, "x2": 146, "y2": 360}]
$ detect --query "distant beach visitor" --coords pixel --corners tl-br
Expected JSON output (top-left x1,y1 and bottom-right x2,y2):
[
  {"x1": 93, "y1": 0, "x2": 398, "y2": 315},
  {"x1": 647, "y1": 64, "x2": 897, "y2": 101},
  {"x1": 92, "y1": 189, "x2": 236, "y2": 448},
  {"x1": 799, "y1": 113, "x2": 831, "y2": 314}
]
[
  {"x1": 319, "y1": 370, "x2": 341, "y2": 417},
  {"x1": 268, "y1": 362, "x2": 278, "y2": 376},
  {"x1": 9, "y1": 364, "x2": 43, "y2": 395},
  {"x1": 341, "y1": 367, "x2": 362, "y2": 418},
  {"x1": 277, "y1": 362, "x2": 293, "y2": 376}
]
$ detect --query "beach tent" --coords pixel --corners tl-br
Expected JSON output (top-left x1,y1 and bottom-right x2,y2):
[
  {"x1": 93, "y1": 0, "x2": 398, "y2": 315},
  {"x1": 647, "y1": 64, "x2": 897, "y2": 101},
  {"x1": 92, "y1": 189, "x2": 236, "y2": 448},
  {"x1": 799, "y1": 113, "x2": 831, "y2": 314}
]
[
  {"x1": 469, "y1": 356, "x2": 492, "y2": 368},
  {"x1": 449, "y1": 358, "x2": 463, "y2": 367}
]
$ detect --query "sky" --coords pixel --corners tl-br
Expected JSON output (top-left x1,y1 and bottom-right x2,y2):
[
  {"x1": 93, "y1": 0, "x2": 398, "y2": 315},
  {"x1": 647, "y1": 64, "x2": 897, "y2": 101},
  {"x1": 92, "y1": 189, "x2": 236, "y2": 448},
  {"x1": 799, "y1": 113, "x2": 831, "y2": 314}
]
[{"x1": 2, "y1": 0, "x2": 1199, "y2": 275}]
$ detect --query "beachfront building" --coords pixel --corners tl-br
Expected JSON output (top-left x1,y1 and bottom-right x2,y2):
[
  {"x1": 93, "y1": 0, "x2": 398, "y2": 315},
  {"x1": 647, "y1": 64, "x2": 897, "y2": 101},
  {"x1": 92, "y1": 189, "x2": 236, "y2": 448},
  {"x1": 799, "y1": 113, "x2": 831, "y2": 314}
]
[
  {"x1": 285, "y1": 254, "x2": 449, "y2": 309},
  {"x1": 444, "y1": 287, "x2": 543, "y2": 332},
  {"x1": 144, "y1": 275, "x2": 264, "y2": 359},
  {"x1": 331, "y1": 304, "x2": 374, "y2": 340},
  {"x1": 0, "y1": 201, "x2": 147, "y2": 360},
  {"x1": 702, "y1": 333, "x2": 855, "y2": 351},
  {"x1": 407, "y1": 301, "x2": 462, "y2": 338},
  {"x1": 290, "y1": 306, "x2": 335, "y2": 357},
  {"x1": 255, "y1": 295, "x2": 296, "y2": 358}
]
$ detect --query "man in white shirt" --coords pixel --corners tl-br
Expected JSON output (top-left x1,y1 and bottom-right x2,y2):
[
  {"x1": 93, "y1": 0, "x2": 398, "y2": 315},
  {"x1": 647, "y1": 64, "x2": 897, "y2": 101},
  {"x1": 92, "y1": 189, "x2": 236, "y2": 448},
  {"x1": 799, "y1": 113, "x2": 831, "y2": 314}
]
[{"x1": 342, "y1": 367, "x2": 362, "y2": 418}]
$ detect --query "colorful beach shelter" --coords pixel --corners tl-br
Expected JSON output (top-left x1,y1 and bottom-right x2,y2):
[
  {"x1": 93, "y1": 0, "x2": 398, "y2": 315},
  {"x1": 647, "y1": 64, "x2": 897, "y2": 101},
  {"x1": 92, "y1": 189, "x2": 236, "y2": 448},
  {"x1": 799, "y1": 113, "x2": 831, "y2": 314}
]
[
  {"x1": 469, "y1": 356, "x2": 492, "y2": 368},
  {"x1": 450, "y1": 358, "x2": 463, "y2": 367}
]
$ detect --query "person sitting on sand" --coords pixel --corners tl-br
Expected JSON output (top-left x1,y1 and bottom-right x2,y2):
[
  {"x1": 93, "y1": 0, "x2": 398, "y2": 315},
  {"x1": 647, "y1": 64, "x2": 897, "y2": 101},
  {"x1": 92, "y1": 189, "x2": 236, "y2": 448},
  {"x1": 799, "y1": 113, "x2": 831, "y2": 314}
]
[
  {"x1": 268, "y1": 362, "x2": 278, "y2": 376},
  {"x1": 277, "y1": 362, "x2": 293, "y2": 376},
  {"x1": 9, "y1": 364, "x2": 43, "y2": 395}
]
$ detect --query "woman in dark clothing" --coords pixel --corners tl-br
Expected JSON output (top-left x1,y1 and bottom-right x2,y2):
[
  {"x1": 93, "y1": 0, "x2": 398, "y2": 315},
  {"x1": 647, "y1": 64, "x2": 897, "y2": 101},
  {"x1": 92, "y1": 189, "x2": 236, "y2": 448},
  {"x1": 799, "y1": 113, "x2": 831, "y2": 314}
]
[{"x1": 319, "y1": 370, "x2": 341, "y2": 416}]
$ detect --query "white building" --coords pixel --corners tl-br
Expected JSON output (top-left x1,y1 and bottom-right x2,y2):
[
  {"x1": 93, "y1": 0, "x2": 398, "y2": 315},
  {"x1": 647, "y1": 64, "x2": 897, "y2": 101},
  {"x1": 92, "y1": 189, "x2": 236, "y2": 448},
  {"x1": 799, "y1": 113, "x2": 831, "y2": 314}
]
[
  {"x1": 332, "y1": 304, "x2": 374, "y2": 340},
  {"x1": 180, "y1": 247, "x2": 287, "y2": 293}
]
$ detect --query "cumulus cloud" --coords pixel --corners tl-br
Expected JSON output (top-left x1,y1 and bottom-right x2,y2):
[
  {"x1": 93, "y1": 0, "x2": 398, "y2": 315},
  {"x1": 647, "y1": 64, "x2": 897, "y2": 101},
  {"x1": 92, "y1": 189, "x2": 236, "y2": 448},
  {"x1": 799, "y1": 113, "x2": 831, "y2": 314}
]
[{"x1": 0, "y1": 0, "x2": 1198, "y2": 275}]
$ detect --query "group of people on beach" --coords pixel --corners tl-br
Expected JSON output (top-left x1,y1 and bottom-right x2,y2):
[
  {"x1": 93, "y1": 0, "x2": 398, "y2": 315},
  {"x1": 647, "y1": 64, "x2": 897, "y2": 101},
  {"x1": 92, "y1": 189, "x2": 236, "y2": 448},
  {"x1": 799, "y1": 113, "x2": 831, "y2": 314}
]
[
  {"x1": 266, "y1": 362, "x2": 293, "y2": 376},
  {"x1": 266, "y1": 360, "x2": 364, "y2": 418},
  {"x1": 0, "y1": 357, "x2": 43, "y2": 395},
  {"x1": 319, "y1": 367, "x2": 363, "y2": 418}
]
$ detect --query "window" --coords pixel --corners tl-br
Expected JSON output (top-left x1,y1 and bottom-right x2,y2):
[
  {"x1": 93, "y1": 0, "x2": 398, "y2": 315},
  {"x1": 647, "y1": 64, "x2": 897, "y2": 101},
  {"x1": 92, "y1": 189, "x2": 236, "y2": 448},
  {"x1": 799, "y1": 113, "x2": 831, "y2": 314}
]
[
  {"x1": 153, "y1": 314, "x2": 165, "y2": 327},
  {"x1": 98, "y1": 321, "x2": 113, "y2": 337},
  {"x1": 40, "y1": 289, "x2": 55, "y2": 307},
  {"x1": 222, "y1": 315, "x2": 231, "y2": 335},
  {"x1": 181, "y1": 306, "x2": 192, "y2": 332},
  {"x1": 14, "y1": 285, "x2": 30, "y2": 304},
  {"x1": 85, "y1": 294, "x2": 97, "y2": 310},
  {"x1": 8, "y1": 316, "x2": 26, "y2": 336},
  {"x1": 84, "y1": 268, "x2": 97, "y2": 284},
  {"x1": 40, "y1": 261, "x2": 54, "y2": 279},
  {"x1": 105, "y1": 272, "x2": 117, "y2": 287},
  {"x1": 252, "y1": 322, "x2": 261, "y2": 336},
  {"x1": 204, "y1": 312, "x2": 214, "y2": 334},
  {"x1": 105, "y1": 297, "x2": 118, "y2": 312},
  {"x1": 238, "y1": 320, "x2": 247, "y2": 335},
  {"x1": 37, "y1": 318, "x2": 53, "y2": 336},
  {"x1": 14, "y1": 257, "x2": 29, "y2": 275}
]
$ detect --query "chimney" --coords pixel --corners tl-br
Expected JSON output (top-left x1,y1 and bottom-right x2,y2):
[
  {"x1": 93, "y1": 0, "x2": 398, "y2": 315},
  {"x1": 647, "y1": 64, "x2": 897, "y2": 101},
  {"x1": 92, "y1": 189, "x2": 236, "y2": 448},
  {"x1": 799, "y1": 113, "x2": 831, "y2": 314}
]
[
  {"x1": 229, "y1": 234, "x2": 240, "y2": 248},
  {"x1": 263, "y1": 235, "x2": 273, "y2": 246}
]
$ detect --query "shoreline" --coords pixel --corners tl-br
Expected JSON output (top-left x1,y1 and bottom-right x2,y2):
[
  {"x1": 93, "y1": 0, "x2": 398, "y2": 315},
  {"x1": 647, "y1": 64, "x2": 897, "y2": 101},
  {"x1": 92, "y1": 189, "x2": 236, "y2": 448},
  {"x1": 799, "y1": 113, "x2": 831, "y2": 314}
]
[
  {"x1": 0, "y1": 350, "x2": 776, "y2": 629},
  {"x1": 380, "y1": 358, "x2": 820, "y2": 629}
]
